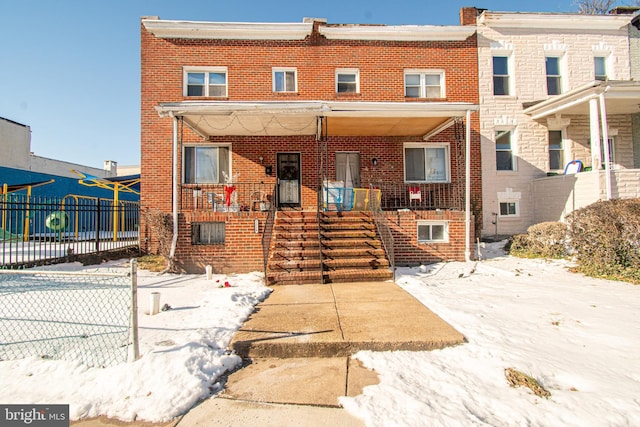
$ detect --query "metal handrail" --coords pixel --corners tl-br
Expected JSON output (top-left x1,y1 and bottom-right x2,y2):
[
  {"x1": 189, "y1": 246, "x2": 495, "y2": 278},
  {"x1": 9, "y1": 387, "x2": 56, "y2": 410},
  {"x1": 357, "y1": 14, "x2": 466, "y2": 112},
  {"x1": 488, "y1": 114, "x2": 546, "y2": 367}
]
[
  {"x1": 261, "y1": 183, "x2": 277, "y2": 279},
  {"x1": 369, "y1": 185, "x2": 395, "y2": 282}
]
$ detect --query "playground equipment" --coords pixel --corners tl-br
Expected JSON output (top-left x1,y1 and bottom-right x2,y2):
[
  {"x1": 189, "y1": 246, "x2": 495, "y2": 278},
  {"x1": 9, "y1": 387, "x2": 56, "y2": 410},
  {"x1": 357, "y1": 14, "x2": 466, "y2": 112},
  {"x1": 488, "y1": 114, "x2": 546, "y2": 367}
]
[
  {"x1": 1, "y1": 180, "x2": 55, "y2": 241},
  {"x1": 70, "y1": 170, "x2": 140, "y2": 242}
]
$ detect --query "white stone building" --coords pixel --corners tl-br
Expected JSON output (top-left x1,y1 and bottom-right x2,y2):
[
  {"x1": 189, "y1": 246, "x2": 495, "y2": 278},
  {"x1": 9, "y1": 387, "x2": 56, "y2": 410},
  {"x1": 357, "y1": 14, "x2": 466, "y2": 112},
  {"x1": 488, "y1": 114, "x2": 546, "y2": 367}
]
[{"x1": 466, "y1": 8, "x2": 640, "y2": 238}]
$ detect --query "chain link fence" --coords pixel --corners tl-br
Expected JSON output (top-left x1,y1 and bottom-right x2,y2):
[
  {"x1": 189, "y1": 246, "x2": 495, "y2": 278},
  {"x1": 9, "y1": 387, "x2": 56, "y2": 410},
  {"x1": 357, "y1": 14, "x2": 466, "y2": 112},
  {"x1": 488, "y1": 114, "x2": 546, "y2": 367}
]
[{"x1": 0, "y1": 260, "x2": 138, "y2": 368}]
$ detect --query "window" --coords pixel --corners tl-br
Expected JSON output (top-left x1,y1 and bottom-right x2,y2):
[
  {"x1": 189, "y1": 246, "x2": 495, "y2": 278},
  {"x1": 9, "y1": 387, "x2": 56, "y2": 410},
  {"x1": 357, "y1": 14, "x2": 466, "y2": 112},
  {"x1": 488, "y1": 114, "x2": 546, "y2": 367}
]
[
  {"x1": 192, "y1": 222, "x2": 225, "y2": 244},
  {"x1": 183, "y1": 146, "x2": 230, "y2": 184},
  {"x1": 594, "y1": 56, "x2": 607, "y2": 81},
  {"x1": 273, "y1": 68, "x2": 297, "y2": 92},
  {"x1": 336, "y1": 69, "x2": 359, "y2": 93},
  {"x1": 404, "y1": 70, "x2": 445, "y2": 98},
  {"x1": 545, "y1": 57, "x2": 562, "y2": 95},
  {"x1": 417, "y1": 221, "x2": 448, "y2": 243},
  {"x1": 548, "y1": 130, "x2": 564, "y2": 170},
  {"x1": 404, "y1": 143, "x2": 450, "y2": 183},
  {"x1": 499, "y1": 202, "x2": 518, "y2": 217},
  {"x1": 493, "y1": 56, "x2": 510, "y2": 95},
  {"x1": 495, "y1": 130, "x2": 514, "y2": 171},
  {"x1": 601, "y1": 137, "x2": 615, "y2": 169},
  {"x1": 183, "y1": 67, "x2": 227, "y2": 97}
]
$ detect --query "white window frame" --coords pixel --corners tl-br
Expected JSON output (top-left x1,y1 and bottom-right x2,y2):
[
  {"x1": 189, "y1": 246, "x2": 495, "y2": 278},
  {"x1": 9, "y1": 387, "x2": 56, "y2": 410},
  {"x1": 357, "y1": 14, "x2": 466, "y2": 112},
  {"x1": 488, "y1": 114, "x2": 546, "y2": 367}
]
[
  {"x1": 272, "y1": 67, "x2": 297, "y2": 93},
  {"x1": 545, "y1": 56, "x2": 564, "y2": 96},
  {"x1": 594, "y1": 56, "x2": 608, "y2": 81},
  {"x1": 404, "y1": 69, "x2": 445, "y2": 99},
  {"x1": 548, "y1": 129, "x2": 565, "y2": 171},
  {"x1": 417, "y1": 220, "x2": 449, "y2": 243},
  {"x1": 182, "y1": 144, "x2": 231, "y2": 184},
  {"x1": 498, "y1": 201, "x2": 519, "y2": 218},
  {"x1": 183, "y1": 66, "x2": 228, "y2": 97},
  {"x1": 492, "y1": 55, "x2": 512, "y2": 96},
  {"x1": 495, "y1": 129, "x2": 516, "y2": 172},
  {"x1": 403, "y1": 143, "x2": 451, "y2": 184},
  {"x1": 336, "y1": 68, "x2": 360, "y2": 93}
]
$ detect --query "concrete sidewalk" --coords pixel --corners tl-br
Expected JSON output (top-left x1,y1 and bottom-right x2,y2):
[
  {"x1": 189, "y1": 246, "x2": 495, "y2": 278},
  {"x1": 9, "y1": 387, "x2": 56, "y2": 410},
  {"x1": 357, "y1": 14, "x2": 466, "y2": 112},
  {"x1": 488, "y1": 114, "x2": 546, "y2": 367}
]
[{"x1": 73, "y1": 281, "x2": 465, "y2": 426}]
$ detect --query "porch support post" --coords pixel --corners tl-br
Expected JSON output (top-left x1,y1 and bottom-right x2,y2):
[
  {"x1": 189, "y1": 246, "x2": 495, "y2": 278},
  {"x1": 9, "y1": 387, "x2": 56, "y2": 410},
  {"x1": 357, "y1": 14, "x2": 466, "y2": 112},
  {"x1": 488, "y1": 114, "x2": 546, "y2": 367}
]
[
  {"x1": 589, "y1": 98, "x2": 602, "y2": 171},
  {"x1": 166, "y1": 113, "x2": 179, "y2": 271},
  {"x1": 465, "y1": 109, "x2": 471, "y2": 262},
  {"x1": 599, "y1": 92, "x2": 612, "y2": 200}
]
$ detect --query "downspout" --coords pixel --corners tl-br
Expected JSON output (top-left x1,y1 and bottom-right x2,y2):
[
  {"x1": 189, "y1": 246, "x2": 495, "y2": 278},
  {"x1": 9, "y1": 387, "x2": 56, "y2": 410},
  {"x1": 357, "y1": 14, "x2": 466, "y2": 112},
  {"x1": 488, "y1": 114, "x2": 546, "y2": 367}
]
[
  {"x1": 599, "y1": 89, "x2": 612, "y2": 200},
  {"x1": 162, "y1": 112, "x2": 179, "y2": 273},
  {"x1": 465, "y1": 109, "x2": 472, "y2": 262}
]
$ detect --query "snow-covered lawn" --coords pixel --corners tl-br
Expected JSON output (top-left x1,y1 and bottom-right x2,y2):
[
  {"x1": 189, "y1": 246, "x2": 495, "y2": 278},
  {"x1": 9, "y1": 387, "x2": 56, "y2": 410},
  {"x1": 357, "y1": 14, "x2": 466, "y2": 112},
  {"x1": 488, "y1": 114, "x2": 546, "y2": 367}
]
[{"x1": 0, "y1": 243, "x2": 638, "y2": 426}]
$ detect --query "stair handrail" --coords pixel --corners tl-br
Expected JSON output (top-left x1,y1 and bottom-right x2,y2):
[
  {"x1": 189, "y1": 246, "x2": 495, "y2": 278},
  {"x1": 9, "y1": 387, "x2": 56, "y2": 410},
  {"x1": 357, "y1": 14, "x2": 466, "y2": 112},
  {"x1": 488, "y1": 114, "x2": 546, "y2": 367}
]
[
  {"x1": 317, "y1": 185, "x2": 325, "y2": 285},
  {"x1": 369, "y1": 185, "x2": 395, "y2": 282},
  {"x1": 261, "y1": 183, "x2": 277, "y2": 279}
]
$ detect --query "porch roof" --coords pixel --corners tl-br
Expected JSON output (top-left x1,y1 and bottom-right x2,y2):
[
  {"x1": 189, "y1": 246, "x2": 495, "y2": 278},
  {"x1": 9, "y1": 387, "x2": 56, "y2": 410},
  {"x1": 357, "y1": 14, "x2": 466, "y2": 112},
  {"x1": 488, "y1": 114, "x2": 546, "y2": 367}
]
[
  {"x1": 155, "y1": 101, "x2": 478, "y2": 139},
  {"x1": 523, "y1": 80, "x2": 640, "y2": 120}
]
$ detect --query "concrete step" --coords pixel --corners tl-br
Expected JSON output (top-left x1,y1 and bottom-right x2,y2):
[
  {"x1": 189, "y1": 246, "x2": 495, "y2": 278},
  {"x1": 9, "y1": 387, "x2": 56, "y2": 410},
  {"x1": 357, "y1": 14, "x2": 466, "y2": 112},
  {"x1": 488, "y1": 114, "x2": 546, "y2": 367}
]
[
  {"x1": 323, "y1": 258, "x2": 390, "y2": 270},
  {"x1": 320, "y1": 230, "x2": 377, "y2": 239},
  {"x1": 321, "y1": 248, "x2": 386, "y2": 258},
  {"x1": 320, "y1": 238, "x2": 382, "y2": 249},
  {"x1": 266, "y1": 270, "x2": 323, "y2": 286},
  {"x1": 324, "y1": 268, "x2": 393, "y2": 283},
  {"x1": 320, "y1": 223, "x2": 375, "y2": 231}
]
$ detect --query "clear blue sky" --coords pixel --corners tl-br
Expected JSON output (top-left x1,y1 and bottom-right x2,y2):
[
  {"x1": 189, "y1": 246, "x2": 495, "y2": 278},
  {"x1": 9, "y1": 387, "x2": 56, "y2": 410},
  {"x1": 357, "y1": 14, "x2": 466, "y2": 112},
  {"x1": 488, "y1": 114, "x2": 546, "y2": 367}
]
[{"x1": 1, "y1": 0, "x2": 580, "y2": 169}]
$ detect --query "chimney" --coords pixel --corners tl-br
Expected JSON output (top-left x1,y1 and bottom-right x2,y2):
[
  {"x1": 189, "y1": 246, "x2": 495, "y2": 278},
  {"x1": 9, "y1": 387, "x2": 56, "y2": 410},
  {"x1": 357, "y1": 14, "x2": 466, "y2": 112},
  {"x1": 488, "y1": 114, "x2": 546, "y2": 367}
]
[
  {"x1": 460, "y1": 7, "x2": 481, "y2": 26},
  {"x1": 104, "y1": 160, "x2": 117, "y2": 176}
]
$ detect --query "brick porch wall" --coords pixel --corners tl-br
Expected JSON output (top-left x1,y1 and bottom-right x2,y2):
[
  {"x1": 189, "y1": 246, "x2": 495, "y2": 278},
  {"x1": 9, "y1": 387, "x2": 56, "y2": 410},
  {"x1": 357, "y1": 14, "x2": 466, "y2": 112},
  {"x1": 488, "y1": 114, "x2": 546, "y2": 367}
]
[{"x1": 388, "y1": 210, "x2": 472, "y2": 265}]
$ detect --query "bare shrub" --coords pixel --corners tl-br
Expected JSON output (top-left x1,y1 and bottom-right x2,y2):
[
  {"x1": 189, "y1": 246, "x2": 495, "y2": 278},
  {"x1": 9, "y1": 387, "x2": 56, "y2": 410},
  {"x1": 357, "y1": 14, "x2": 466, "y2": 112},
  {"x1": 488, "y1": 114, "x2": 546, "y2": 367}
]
[
  {"x1": 141, "y1": 209, "x2": 173, "y2": 267},
  {"x1": 507, "y1": 222, "x2": 568, "y2": 259},
  {"x1": 567, "y1": 199, "x2": 640, "y2": 283}
]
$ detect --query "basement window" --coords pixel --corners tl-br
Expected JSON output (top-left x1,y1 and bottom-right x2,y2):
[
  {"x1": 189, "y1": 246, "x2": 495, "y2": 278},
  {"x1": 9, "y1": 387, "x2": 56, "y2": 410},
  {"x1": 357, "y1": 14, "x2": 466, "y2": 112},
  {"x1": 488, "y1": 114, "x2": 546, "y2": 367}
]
[
  {"x1": 417, "y1": 221, "x2": 449, "y2": 243},
  {"x1": 192, "y1": 222, "x2": 225, "y2": 244}
]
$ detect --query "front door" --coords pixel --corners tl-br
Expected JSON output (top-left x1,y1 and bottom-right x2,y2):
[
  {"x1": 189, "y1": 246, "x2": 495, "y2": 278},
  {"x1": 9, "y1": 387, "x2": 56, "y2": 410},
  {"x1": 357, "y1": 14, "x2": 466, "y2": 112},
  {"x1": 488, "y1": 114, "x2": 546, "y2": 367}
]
[{"x1": 277, "y1": 152, "x2": 301, "y2": 208}]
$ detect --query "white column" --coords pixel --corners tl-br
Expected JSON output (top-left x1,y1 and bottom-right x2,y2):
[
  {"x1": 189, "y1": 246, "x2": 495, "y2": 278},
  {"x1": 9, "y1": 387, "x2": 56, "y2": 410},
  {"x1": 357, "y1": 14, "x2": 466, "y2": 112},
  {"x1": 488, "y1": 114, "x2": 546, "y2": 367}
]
[
  {"x1": 465, "y1": 110, "x2": 471, "y2": 262},
  {"x1": 599, "y1": 93, "x2": 612, "y2": 200},
  {"x1": 589, "y1": 98, "x2": 601, "y2": 171}
]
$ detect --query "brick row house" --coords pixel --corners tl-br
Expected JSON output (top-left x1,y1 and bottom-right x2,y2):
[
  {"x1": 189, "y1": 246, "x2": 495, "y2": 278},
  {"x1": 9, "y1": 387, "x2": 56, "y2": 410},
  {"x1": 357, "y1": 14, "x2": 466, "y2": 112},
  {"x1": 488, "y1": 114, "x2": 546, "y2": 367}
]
[
  {"x1": 140, "y1": 12, "x2": 481, "y2": 281},
  {"x1": 461, "y1": 7, "x2": 640, "y2": 238}
]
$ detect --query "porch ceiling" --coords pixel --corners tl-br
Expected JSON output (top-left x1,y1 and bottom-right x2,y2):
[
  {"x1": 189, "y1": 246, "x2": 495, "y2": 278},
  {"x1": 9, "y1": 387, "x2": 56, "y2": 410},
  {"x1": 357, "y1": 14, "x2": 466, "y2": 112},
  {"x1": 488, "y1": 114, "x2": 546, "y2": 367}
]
[
  {"x1": 524, "y1": 80, "x2": 640, "y2": 120},
  {"x1": 156, "y1": 101, "x2": 477, "y2": 138}
]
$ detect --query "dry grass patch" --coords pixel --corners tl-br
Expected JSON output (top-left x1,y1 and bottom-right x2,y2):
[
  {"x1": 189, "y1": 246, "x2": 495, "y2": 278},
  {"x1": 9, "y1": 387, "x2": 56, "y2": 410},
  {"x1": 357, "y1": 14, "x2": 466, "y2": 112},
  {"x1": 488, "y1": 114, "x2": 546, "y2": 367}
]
[
  {"x1": 136, "y1": 255, "x2": 167, "y2": 272},
  {"x1": 505, "y1": 368, "x2": 551, "y2": 399}
]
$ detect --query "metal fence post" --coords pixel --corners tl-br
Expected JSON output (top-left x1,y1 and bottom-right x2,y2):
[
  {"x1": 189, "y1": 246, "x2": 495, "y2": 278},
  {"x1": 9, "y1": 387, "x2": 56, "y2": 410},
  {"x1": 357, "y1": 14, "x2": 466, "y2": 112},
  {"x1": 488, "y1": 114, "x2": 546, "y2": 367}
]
[
  {"x1": 129, "y1": 258, "x2": 139, "y2": 362},
  {"x1": 95, "y1": 198, "x2": 101, "y2": 252}
]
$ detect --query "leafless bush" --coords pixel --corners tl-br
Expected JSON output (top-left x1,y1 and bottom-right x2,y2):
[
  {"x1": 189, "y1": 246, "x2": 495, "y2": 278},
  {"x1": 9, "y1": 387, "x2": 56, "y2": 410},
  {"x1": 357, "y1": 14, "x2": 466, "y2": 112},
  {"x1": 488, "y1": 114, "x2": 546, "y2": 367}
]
[
  {"x1": 567, "y1": 199, "x2": 640, "y2": 283},
  {"x1": 142, "y1": 209, "x2": 173, "y2": 262},
  {"x1": 507, "y1": 222, "x2": 568, "y2": 259}
]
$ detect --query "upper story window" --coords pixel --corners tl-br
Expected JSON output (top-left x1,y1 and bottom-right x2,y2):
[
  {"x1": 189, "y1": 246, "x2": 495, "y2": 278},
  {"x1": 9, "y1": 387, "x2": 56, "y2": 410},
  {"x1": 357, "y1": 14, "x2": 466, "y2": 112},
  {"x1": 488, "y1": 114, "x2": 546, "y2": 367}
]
[
  {"x1": 183, "y1": 67, "x2": 227, "y2": 97},
  {"x1": 273, "y1": 68, "x2": 297, "y2": 93},
  {"x1": 336, "y1": 68, "x2": 359, "y2": 93},
  {"x1": 183, "y1": 145, "x2": 230, "y2": 184},
  {"x1": 545, "y1": 57, "x2": 562, "y2": 95},
  {"x1": 496, "y1": 130, "x2": 514, "y2": 171},
  {"x1": 548, "y1": 130, "x2": 564, "y2": 170},
  {"x1": 594, "y1": 56, "x2": 607, "y2": 81},
  {"x1": 404, "y1": 70, "x2": 445, "y2": 99},
  {"x1": 493, "y1": 56, "x2": 510, "y2": 96},
  {"x1": 404, "y1": 143, "x2": 450, "y2": 183}
]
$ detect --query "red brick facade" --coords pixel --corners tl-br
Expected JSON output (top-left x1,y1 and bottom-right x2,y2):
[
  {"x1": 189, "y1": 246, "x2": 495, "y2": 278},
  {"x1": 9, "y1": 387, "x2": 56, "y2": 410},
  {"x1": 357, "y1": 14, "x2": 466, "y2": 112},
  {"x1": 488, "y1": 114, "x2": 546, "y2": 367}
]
[{"x1": 140, "y1": 16, "x2": 482, "y2": 273}]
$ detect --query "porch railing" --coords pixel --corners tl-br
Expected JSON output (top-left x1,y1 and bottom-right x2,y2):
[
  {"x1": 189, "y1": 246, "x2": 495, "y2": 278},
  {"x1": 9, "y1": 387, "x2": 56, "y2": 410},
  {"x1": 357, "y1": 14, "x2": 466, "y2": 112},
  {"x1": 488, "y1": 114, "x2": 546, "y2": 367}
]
[
  {"x1": 368, "y1": 186, "x2": 395, "y2": 282},
  {"x1": 371, "y1": 182, "x2": 463, "y2": 211},
  {"x1": 181, "y1": 182, "x2": 272, "y2": 213}
]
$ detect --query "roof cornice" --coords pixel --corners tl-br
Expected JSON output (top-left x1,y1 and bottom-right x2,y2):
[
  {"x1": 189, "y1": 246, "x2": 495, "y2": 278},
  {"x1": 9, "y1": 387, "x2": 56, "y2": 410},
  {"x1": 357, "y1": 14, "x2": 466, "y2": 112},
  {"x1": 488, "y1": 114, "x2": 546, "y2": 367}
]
[
  {"x1": 318, "y1": 25, "x2": 476, "y2": 41},
  {"x1": 478, "y1": 12, "x2": 632, "y2": 30},
  {"x1": 142, "y1": 18, "x2": 313, "y2": 40}
]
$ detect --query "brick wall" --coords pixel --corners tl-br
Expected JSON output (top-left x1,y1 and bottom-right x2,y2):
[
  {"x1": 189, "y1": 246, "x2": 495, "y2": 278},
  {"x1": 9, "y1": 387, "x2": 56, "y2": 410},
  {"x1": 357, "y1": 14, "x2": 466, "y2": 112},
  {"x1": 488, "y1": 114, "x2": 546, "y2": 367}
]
[
  {"x1": 140, "y1": 18, "x2": 481, "y2": 268},
  {"x1": 389, "y1": 210, "x2": 472, "y2": 264}
]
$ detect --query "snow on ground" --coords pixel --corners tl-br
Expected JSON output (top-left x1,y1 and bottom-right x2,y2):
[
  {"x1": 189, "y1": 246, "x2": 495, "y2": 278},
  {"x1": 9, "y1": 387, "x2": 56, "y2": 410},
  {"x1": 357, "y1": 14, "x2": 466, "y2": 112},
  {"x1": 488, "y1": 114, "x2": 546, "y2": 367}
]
[
  {"x1": 0, "y1": 243, "x2": 638, "y2": 426},
  {"x1": 341, "y1": 243, "x2": 640, "y2": 427}
]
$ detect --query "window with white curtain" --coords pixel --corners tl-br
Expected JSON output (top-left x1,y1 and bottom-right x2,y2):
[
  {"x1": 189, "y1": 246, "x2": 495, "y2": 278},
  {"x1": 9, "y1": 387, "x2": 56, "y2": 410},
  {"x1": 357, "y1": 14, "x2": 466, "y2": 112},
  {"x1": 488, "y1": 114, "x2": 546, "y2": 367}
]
[
  {"x1": 183, "y1": 146, "x2": 230, "y2": 184},
  {"x1": 404, "y1": 143, "x2": 450, "y2": 183}
]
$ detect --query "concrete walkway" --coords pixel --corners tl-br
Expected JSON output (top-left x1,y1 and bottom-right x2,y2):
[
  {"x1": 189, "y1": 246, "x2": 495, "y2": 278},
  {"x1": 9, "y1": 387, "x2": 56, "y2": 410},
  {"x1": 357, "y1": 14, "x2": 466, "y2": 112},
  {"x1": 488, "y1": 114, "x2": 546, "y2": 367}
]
[{"x1": 72, "y1": 281, "x2": 465, "y2": 426}]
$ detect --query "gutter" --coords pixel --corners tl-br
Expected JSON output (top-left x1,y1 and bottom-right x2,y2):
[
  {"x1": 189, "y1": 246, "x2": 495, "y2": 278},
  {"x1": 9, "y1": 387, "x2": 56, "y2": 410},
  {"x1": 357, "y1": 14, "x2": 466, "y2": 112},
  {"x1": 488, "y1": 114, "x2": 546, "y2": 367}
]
[{"x1": 161, "y1": 113, "x2": 179, "y2": 274}]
